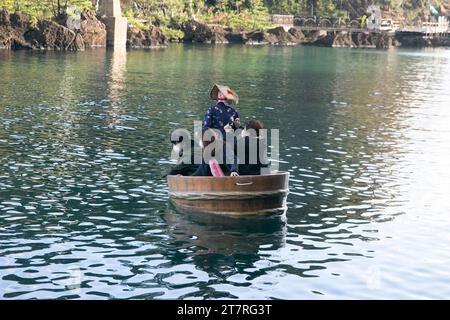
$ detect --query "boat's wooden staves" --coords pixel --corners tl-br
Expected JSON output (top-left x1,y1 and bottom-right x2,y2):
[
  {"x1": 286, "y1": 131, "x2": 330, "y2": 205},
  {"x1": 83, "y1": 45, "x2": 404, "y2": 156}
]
[{"x1": 167, "y1": 172, "x2": 289, "y2": 216}]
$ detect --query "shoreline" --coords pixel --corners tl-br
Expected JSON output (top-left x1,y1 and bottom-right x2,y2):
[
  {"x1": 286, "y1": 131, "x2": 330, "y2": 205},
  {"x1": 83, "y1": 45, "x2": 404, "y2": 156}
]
[{"x1": 1, "y1": 9, "x2": 449, "y2": 51}]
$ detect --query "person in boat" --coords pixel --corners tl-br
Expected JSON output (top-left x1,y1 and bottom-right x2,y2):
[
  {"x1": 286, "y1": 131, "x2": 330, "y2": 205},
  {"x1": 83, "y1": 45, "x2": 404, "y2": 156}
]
[
  {"x1": 202, "y1": 84, "x2": 241, "y2": 138},
  {"x1": 235, "y1": 119, "x2": 269, "y2": 176},
  {"x1": 165, "y1": 136, "x2": 201, "y2": 176},
  {"x1": 191, "y1": 128, "x2": 239, "y2": 177}
]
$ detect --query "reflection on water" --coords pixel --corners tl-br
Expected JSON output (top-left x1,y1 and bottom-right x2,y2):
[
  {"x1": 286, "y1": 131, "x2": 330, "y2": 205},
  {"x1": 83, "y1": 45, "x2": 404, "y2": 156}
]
[
  {"x1": 164, "y1": 206, "x2": 286, "y2": 256},
  {"x1": 106, "y1": 48, "x2": 127, "y2": 129},
  {"x1": 1, "y1": 46, "x2": 450, "y2": 299}
]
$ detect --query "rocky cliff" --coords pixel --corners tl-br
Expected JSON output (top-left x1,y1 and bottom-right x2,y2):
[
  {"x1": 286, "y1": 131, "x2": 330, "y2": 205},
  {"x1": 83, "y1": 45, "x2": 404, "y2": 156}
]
[
  {"x1": 0, "y1": 9, "x2": 105, "y2": 51},
  {"x1": 127, "y1": 25, "x2": 168, "y2": 48},
  {"x1": 178, "y1": 20, "x2": 307, "y2": 46},
  {"x1": 1, "y1": 10, "x2": 447, "y2": 51}
]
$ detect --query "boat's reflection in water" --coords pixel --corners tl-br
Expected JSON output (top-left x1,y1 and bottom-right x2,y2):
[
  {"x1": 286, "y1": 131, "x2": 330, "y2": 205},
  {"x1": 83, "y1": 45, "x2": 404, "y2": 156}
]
[{"x1": 164, "y1": 205, "x2": 287, "y2": 256}]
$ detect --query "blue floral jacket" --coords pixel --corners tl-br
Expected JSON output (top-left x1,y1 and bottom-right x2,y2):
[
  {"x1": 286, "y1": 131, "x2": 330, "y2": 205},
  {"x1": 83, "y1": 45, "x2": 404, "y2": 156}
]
[{"x1": 202, "y1": 102, "x2": 240, "y2": 135}]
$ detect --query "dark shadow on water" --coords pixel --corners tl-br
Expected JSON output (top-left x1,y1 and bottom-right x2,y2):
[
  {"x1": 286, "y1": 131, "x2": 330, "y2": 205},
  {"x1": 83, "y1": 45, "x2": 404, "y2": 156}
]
[
  {"x1": 164, "y1": 204, "x2": 286, "y2": 257},
  {"x1": 160, "y1": 205, "x2": 287, "y2": 298}
]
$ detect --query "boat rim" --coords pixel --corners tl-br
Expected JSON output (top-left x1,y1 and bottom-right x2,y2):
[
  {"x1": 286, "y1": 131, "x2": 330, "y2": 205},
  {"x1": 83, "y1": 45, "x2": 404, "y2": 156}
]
[{"x1": 167, "y1": 171, "x2": 289, "y2": 179}]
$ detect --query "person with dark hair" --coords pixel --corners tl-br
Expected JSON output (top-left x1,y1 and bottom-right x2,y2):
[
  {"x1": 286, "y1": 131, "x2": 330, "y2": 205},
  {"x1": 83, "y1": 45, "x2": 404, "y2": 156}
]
[{"x1": 235, "y1": 119, "x2": 269, "y2": 176}]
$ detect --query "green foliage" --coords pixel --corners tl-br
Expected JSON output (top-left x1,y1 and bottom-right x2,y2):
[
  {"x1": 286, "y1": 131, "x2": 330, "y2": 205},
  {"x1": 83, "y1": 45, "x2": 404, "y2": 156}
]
[
  {"x1": 264, "y1": 0, "x2": 302, "y2": 15},
  {"x1": 2, "y1": 0, "x2": 448, "y2": 33},
  {"x1": 196, "y1": 0, "x2": 272, "y2": 30},
  {"x1": 0, "y1": 0, "x2": 15, "y2": 11},
  {"x1": 126, "y1": 15, "x2": 149, "y2": 29},
  {"x1": 224, "y1": 10, "x2": 272, "y2": 30},
  {"x1": 160, "y1": 26, "x2": 184, "y2": 40},
  {"x1": 0, "y1": 0, "x2": 92, "y2": 19},
  {"x1": 314, "y1": 0, "x2": 336, "y2": 17},
  {"x1": 30, "y1": 15, "x2": 38, "y2": 28}
]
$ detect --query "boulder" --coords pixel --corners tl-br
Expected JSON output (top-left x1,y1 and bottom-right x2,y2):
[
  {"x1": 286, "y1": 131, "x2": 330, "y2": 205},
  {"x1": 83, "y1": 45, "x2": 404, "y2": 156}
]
[
  {"x1": 10, "y1": 11, "x2": 29, "y2": 30},
  {"x1": 288, "y1": 28, "x2": 306, "y2": 43},
  {"x1": 263, "y1": 27, "x2": 304, "y2": 45},
  {"x1": 127, "y1": 25, "x2": 168, "y2": 48},
  {"x1": 352, "y1": 32, "x2": 374, "y2": 47},
  {"x1": 0, "y1": 26, "x2": 32, "y2": 49},
  {"x1": 246, "y1": 30, "x2": 275, "y2": 45},
  {"x1": 182, "y1": 19, "x2": 212, "y2": 43},
  {"x1": 331, "y1": 31, "x2": 355, "y2": 47},
  {"x1": 69, "y1": 33, "x2": 85, "y2": 51},
  {"x1": 209, "y1": 25, "x2": 228, "y2": 44},
  {"x1": 168, "y1": 17, "x2": 182, "y2": 31},
  {"x1": 0, "y1": 8, "x2": 10, "y2": 26},
  {"x1": 24, "y1": 19, "x2": 80, "y2": 50},
  {"x1": 224, "y1": 30, "x2": 246, "y2": 44},
  {"x1": 0, "y1": 9, "x2": 33, "y2": 49},
  {"x1": 308, "y1": 31, "x2": 334, "y2": 47},
  {"x1": 79, "y1": 9, "x2": 106, "y2": 47},
  {"x1": 308, "y1": 31, "x2": 355, "y2": 47}
]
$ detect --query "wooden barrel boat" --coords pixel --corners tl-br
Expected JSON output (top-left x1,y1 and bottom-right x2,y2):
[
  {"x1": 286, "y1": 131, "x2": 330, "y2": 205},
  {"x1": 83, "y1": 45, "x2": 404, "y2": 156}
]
[{"x1": 167, "y1": 171, "x2": 289, "y2": 216}]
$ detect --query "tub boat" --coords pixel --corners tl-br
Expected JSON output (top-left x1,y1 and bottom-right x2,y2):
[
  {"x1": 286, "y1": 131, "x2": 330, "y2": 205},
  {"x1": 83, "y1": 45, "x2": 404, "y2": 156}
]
[{"x1": 167, "y1": 171, "x2": 289, "y2": 216}]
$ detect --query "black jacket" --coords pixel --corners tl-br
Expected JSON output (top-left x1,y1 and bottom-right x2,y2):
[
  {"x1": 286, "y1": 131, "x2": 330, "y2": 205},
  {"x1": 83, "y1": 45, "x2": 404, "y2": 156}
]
[{"x1": 235, "y1": 136, "x2": 268, "y2": 176}]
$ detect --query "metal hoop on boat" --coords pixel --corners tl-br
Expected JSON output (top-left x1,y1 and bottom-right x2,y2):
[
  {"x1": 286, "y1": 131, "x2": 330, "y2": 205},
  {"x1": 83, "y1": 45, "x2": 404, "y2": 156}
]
[{"x1": 235, "y1": 181, "x2": 253, "y2": 186}]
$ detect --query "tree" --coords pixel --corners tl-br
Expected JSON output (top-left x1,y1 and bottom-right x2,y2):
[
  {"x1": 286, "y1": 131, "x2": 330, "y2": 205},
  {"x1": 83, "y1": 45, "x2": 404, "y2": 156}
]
[{"x1": 0, "y1": 0, "x2": 92, "y2": 18}]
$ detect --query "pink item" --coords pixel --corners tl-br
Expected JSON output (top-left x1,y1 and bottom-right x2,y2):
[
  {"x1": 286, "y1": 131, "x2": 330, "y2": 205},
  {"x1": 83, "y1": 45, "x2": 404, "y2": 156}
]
[{"x1": 209, "y1": 159, "x2": 225, "y2": 177}]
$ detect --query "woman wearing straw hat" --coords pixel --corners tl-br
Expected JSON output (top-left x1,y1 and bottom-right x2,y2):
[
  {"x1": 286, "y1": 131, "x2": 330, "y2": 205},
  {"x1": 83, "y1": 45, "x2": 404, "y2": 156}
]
[
  {"x1": 200, "y1": 84, "x2": 241, "y2": 177},
  {"x1": 202, "y1": 84, "x2": 241, "y2": 136}
]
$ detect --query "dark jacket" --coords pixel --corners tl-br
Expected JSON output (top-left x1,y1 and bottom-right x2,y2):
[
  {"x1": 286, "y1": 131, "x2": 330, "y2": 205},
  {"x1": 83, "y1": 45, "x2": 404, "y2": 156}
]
[
  {"x1": 202, "y1": 102, "x2": 240, "y2": 136},
  {"x1": 235, "y1": 136, "x2": 268, "y2": 176}
]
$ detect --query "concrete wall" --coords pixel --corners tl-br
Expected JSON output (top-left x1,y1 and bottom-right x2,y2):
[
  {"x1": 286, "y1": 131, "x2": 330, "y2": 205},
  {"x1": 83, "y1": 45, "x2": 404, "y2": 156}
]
[{"x1": 99, "y1": 0, "x2": 127, "y2": 48}]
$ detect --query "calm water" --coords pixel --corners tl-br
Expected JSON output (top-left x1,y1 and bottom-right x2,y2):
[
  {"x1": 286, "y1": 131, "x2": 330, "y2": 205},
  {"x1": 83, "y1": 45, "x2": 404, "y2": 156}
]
[{"x1": 1, "y1": 45, "x2": 450, "y2": 299}]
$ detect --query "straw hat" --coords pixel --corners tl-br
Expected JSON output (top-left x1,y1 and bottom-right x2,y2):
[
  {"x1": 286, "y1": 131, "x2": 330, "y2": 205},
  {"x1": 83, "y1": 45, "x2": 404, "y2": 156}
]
[{"x1": 209, "y1": 84, "x2": 239, "y2": 104}]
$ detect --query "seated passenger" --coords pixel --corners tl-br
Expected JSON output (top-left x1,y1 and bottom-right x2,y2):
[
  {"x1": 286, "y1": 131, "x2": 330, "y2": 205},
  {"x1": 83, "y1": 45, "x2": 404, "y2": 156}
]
[
  {"x1": 235, "y1": 119, "x2": 268, "y2": 176},
  {"x1": 165, "y1": 136, "x2": 200, "y2": 176},
  {"x1": 191, "y1": 129, "x2": 238, "y2": 177}
]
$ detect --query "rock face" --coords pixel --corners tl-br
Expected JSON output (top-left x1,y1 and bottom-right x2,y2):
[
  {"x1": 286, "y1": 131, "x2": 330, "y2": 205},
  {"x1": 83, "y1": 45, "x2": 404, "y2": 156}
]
[
  {"x1": 374, "y1": 33, "x2": 393, "y2": 49},
  {"x1": 332, "y1": 32, "x2": 355, "y2": 47},
  {"x1": 307, "y1": 31, "x2": 333, "y2": 47},
  {"x1": 304, "y1": 30, "x2": 396, "y2": 48},
  {"x1": 224, "y1": 28, "x2": 246, "y2": 44},
  {"x1": 181, "y1": 19, "x2": 210, "y2": 43},
  {"x1": 352, "y1": 32, "x2": 376, "y2": 47},
  {"x1": 0, "y1": 8, "x2": 107, "y2": 50},
  {"x1": 0, "y1": 26, "x2": 31, "y2": 49},
  {"x1": 10, "y1": 11, "x2": 30, "y2": 30},
  {"x1": 79, "y1": 9, "x2": 106, "y2": 47},
  {"x1": 265, "y1": 27, "x2": 305, "y2": 45},
  {"x1": 127, "y1": 25, "x2": 168, "y2": 48},
  {"x1": 0, "y1": 9, "x2": 446, "y2": 50},
  {"x1": 310, "y1": 31, "x2": 356, "y2": 47},
  {"x1": 0, "y1": 10, "x2": 31, "y2": 49},
  {"x1": 69, "y1": 33, "x2": 86, "y2": 51},
  {"x1": 179, "y1": 20, "x2": 306, "y2": 46},
  {"x1": 351, "y1": 32, "x2": 394, "y2": 49},
  {"x1": 24, "y1": 19, "x2": 85, "y2": 50},
  {"x1": 0, "y1": 8, "x2": 10, "y2": 26},
  {"x1": 288, "y1": 28, "x2": 306, "y2": 43}
]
